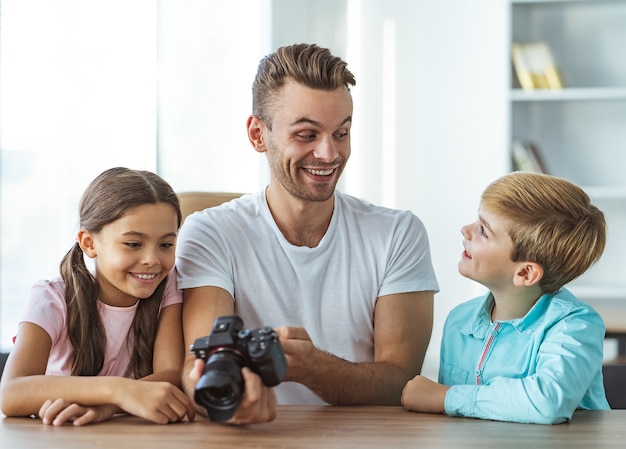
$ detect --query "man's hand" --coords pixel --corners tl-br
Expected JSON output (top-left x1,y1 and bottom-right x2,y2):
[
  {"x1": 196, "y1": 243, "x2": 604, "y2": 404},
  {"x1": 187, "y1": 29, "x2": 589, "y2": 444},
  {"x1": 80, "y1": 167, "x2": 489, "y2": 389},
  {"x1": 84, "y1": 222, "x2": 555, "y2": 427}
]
[
  {"x1": 188, "y1": 359, "x2": 277, "y2": 425},
  {"x1": 274, "y1": 326, "x2": 316, "y2": 383},
  {"x1": 401, "y1": 375, "x2": 449, "y2": 414},
  {"x1": 227, "y1": 367, "x2": 277, "y2": 425},
  {"x1": 188, "y1": 357, "x2": 205, "y2": 385}
]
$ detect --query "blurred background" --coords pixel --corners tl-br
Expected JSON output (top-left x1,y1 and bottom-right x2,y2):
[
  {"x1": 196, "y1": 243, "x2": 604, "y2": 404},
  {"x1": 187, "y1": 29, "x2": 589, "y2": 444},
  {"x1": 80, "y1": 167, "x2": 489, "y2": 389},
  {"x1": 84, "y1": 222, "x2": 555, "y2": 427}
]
[{"x1": 10, "y1": 0, "x2": 618, "y2": 378}]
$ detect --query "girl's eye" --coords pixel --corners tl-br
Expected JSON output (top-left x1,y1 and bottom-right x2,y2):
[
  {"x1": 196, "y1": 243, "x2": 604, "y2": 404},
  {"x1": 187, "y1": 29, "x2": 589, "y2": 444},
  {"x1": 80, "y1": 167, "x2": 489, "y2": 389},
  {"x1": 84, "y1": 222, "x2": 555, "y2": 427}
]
[
  {"x1": 480, "y1": 225, "x2": 488, "y2": 237},
  {"x1": 161, "y1": 242, "x2": 175, "y2": 249},
  {"x1": 125, "y1": 242, "x2": 141, "y2": 248}
]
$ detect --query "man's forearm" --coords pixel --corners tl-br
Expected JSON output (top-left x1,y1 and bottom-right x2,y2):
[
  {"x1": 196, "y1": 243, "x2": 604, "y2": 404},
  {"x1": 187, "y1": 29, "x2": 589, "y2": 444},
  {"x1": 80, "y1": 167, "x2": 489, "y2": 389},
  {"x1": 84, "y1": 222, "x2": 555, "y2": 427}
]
[
  {"x1": 293, "y1": 350, "x2": 412, "y2": 406},
  {"x1": 181, "y1": 358, "x2": 198, "y2": 399}
]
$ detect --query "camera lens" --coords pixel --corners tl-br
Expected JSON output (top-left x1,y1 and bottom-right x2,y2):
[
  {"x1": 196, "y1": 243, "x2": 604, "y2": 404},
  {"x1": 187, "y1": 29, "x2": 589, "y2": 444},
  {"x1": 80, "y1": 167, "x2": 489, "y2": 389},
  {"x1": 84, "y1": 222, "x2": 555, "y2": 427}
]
[
  {"x1": 194, "y1": 351, "x2": 244, "y2": 422},
  {"x1": 196, "y1": 371, "x2": 240, "y2": 405}
]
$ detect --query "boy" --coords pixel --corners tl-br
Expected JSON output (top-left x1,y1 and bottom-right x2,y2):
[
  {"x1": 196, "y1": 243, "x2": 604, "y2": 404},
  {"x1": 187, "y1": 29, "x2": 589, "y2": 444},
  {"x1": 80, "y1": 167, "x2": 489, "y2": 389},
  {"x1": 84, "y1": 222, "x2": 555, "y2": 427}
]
[{"x1": 402, "y1": 172, "x2": 610, "y2": 424}]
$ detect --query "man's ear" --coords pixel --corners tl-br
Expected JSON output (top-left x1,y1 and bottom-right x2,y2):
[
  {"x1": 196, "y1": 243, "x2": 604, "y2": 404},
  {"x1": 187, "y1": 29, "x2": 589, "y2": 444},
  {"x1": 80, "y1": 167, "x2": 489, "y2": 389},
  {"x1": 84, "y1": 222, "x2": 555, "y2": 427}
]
[
  {"x1": 77, "y1": 230, "x2": 97, "y2": 259},
  {"x1": 513, "y1": 262, "x2": 543, "y2": 287},
  {"x1": 247, "y1": 115, "x2": 267, "y2": 154}
]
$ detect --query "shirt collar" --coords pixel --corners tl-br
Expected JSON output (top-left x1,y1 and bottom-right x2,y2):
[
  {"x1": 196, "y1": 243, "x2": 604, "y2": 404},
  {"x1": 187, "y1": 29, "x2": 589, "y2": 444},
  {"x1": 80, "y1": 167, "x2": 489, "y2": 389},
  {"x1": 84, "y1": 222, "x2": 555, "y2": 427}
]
[{"x1": 459, "y1": 290, "x2": 559, "y2": 338}]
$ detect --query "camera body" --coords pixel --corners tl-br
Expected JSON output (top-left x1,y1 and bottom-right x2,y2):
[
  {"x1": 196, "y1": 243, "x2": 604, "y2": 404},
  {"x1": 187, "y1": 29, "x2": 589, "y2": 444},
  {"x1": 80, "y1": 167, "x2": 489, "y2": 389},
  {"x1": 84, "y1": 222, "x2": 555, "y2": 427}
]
[{"x1": 190, "y1": 315, "x2": 287, "y2": 422}]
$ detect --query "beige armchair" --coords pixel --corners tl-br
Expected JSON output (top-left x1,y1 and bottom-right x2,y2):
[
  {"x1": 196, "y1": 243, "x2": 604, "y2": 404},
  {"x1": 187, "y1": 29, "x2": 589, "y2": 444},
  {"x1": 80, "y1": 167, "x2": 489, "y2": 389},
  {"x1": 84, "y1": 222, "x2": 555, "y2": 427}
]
[{"x1": 177, "y1": 191, "x2": 243, "y2": 222}]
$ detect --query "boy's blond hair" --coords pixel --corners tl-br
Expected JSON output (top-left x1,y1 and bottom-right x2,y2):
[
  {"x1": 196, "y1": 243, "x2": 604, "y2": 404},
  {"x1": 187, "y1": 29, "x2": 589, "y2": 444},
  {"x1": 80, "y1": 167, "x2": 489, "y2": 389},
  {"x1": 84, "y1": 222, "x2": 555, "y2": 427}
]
[{"x1": 481, "y1": 172, "x2": 606, "y2": 293}]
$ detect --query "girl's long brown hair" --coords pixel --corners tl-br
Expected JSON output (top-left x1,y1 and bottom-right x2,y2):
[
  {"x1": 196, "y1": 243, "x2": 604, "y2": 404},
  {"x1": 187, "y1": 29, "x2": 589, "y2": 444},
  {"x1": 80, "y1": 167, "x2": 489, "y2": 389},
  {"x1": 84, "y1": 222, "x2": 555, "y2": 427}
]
[{"x1": 59, "y1": 167, "x2": 181, "y2": 378}]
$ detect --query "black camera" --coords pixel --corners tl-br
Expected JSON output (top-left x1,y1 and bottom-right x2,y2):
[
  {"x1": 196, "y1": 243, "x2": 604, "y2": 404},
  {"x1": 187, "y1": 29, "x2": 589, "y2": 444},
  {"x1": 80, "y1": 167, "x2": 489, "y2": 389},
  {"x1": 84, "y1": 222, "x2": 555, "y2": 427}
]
[{"x1": 190, "y1": 315, "x2": 287, "y2": 422}]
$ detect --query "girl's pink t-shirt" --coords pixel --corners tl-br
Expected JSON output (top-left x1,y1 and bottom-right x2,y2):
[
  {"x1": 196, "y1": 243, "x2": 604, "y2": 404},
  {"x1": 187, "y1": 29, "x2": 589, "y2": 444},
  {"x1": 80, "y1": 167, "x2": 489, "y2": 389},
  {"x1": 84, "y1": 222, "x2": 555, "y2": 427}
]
[{"x1": 19, "y1": 267, "x2": 182, "y2": 378}]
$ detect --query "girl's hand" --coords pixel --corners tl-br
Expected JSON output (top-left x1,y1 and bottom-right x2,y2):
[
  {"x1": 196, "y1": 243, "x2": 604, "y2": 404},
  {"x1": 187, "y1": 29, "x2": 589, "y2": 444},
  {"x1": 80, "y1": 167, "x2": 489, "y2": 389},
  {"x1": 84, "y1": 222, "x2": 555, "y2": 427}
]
[
  {"x1": 112, "y1": 378, "x2": 196, "y2": 424},
  {"x1": 39, "y1": 399, "x2": 117, "y2": 426}
]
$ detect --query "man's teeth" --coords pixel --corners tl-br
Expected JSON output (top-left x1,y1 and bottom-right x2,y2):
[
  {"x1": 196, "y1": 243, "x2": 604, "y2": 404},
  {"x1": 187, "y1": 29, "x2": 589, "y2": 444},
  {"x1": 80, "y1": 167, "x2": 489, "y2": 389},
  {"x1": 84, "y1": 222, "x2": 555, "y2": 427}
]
[
  {"x1": 135, "y1": 273, "x2": 157, "y2": 280},
  {"x1": 308, "y1": 168, "x2": 334, "y2": 176}
]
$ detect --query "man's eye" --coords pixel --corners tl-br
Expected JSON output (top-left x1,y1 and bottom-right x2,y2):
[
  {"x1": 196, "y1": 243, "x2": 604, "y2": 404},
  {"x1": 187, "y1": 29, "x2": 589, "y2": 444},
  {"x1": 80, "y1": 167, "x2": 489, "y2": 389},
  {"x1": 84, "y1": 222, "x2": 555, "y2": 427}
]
[
  {"x1": 334, "y1": 131, "x2": 349, "y2": 140},
  {"x1": 297, "y1": 133, "x2": 316, "y2": 140}
]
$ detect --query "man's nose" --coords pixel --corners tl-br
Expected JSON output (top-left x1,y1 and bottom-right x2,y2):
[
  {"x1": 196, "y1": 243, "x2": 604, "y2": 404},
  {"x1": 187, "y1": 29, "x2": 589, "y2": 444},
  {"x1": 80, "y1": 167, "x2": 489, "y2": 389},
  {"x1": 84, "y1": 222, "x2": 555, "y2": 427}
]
[{"x1": 312, "y1": 135, "x2": 338, "y2": 162}]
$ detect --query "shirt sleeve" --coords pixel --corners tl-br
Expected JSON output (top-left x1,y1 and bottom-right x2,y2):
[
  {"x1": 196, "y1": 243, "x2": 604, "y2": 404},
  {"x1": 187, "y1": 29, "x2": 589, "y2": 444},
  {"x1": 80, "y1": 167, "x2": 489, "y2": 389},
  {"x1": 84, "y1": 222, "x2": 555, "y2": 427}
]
[
  {"x1": 444, "y1": 308, "x2": 608, "y2": 424},
  {"x1": 175, "y1": 210, "x2": 236, "y2": 295},
  {"x1": 160, "y1": 266, "x2": 183, "y2": 310},
  {"x1": 20, "y1": 280, "x2": 67, "y2": 345},
  {"x1": 378, "y1": 211, "x2": 439, "y2": 297}
]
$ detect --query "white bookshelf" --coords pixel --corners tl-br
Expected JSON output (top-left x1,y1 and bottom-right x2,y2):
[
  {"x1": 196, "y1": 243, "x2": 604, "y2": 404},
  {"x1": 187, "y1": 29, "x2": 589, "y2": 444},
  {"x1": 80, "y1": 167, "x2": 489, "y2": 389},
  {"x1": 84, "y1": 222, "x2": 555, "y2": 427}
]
[
  {"x1": 510, "y1": 87, "x2": 626, "y2": 102},
  {"x1": 510, "y1": 0, "x2": 626, "y2": 304}
]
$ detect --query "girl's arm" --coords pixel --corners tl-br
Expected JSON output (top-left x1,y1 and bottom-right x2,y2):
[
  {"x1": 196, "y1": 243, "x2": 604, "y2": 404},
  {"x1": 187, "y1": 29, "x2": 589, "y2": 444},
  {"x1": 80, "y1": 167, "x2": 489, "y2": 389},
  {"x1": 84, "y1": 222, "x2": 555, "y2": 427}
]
[
  {"x1": 1, "y1": 321, "x2": 195, "y2": 424},
  {"x1": 0, "y1": 322, "x2": 123, "y2": 416},
  {"x1": 140, "y1": 303, "x2": 185, "y2": 385},
  {"x1": 38, "y1": 303, "x2": 190, "y2": 426}
]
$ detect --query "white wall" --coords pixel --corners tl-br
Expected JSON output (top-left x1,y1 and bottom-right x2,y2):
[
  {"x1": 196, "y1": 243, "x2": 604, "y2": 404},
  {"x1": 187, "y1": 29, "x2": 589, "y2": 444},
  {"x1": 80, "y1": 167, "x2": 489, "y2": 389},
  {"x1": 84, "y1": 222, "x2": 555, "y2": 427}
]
[
  {"x1": 157, "y1": 0, "x2": 268, "y2": 193},
  {"x1": 1, "y1": 1, "x2": 512, "y2": 372},
  {"x1": 0, "y1": 0, "x2": 159, "y2": 348},
  {"x1": 398, "y1": 0, "x2": 510, "y2": 377}
]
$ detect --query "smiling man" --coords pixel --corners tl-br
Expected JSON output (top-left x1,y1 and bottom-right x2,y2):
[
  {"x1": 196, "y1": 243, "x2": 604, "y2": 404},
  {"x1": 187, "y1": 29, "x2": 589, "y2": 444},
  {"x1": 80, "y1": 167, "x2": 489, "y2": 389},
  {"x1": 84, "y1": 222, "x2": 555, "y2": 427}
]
[{"x1": 176, "y1": 43, "x2": 439, "y2": 409}]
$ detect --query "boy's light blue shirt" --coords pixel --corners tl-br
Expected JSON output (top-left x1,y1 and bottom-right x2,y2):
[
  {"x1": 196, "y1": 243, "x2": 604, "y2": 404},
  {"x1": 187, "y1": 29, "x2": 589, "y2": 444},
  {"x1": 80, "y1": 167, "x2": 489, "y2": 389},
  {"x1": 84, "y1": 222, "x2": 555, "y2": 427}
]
[{"x1": 440, "y1": 288, "x2": 610, "y2": 424}]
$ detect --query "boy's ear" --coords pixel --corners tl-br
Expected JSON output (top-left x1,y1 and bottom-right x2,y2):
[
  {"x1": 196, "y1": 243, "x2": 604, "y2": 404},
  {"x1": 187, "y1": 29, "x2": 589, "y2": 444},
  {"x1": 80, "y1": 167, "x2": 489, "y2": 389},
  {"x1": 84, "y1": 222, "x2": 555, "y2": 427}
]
[
  {"x1": 77, "y1": 230, "x2": 97, "y2": 259},
  {"x1": 513, "y1": 262, "x2": 543, "y2": 287}
]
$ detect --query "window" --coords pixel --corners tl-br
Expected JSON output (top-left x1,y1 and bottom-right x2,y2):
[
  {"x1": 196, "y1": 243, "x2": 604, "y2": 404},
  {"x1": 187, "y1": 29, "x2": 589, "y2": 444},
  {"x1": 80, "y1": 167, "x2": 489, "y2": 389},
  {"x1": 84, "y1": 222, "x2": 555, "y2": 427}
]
[{"x1": 0, "y1": 0, "x2": 265, "y2": 350}]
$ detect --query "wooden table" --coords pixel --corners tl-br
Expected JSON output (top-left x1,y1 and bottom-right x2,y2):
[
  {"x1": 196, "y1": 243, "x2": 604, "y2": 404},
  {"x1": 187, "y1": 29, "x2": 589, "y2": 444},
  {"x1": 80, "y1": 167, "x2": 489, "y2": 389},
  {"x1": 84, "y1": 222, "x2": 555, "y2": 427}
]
[{"x1": 2, "y1": 406, "x2": 625, "y2": 449}]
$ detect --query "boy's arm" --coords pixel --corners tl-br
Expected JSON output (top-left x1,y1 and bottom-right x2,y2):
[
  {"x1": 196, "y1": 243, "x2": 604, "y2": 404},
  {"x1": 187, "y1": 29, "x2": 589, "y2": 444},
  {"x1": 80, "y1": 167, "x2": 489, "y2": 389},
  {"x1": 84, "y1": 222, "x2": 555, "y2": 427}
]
[
  {"x1": 444, "y1": 310, "x2": 607, "y2": 424},
  {"x1": 401, "y1": 375, "x2": 449, "y2": 413}
]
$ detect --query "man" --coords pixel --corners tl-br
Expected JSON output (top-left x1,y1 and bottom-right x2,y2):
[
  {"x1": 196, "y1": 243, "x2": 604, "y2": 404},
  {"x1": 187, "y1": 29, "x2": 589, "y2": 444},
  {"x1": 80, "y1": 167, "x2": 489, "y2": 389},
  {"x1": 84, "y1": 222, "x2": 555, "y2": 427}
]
[{"x1": 177, "y1": 43, "x2": 439, "y2": 413}]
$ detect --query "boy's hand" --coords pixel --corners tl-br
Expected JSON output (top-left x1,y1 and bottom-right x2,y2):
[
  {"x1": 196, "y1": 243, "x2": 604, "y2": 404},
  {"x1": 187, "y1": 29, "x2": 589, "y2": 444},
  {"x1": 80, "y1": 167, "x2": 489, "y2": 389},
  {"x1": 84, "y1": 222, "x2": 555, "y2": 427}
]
[{"x1": 401, "y1": 375, "x2": 449, "y2": 414}]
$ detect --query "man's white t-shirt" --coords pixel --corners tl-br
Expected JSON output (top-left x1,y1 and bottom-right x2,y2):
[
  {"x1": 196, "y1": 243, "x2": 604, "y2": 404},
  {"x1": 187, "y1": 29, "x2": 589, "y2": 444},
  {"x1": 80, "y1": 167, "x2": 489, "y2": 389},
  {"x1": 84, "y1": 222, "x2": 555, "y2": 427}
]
[{"x1": 177, "y1": 189, "x2": 439, "y2": 404}]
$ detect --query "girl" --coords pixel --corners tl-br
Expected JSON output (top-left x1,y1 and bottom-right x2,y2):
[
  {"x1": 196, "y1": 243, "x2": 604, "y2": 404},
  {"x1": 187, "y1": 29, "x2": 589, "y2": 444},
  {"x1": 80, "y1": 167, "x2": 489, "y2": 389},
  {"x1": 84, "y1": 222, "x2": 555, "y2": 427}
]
[{"x1": 0, "y1": 167, "x2": 195, "y2": 426}]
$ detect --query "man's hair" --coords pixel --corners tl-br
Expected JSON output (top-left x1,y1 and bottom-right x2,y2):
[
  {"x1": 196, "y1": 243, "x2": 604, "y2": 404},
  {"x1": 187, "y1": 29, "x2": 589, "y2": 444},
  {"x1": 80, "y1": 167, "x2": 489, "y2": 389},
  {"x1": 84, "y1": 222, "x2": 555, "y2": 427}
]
[
  {"x1": 481, "y1": 171, "x2": 606, "y2": 293},
  {"x1": 252, "y1": 43, "x2": 356, "y2": 128}
]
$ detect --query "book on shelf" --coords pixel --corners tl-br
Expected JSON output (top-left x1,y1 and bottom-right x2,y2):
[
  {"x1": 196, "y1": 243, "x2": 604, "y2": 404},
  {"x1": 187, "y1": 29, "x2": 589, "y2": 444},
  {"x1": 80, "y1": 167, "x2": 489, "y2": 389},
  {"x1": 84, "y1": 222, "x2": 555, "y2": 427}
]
[
  {"x1": 512, "y1": 140, "x2": 548, "y2": 174},
  {"x1": 511, "y1": 41, "x2": 564, "y2": 91}
]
